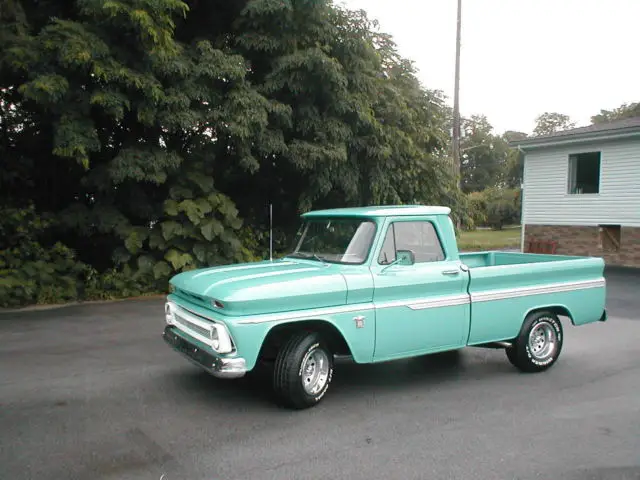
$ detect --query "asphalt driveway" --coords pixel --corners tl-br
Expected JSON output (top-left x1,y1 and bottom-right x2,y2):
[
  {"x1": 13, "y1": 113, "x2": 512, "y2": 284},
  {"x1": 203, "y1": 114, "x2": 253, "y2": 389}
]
[{"x1": 1, "y1": 268, "x2": 639, "y2": 480}]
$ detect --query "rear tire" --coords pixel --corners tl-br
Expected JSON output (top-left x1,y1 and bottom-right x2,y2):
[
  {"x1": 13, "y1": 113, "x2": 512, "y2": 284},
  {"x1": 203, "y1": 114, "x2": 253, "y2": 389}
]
[
  {"x1": 273, "y1": 332, "x2": 334, "y2": 409},
  {"x1": 506, "y1": 310, "x2": 563, "y2": 373}
]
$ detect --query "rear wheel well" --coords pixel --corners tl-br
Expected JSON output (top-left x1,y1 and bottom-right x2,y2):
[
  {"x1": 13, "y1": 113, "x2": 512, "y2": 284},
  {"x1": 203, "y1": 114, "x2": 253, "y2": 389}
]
[
  {"x1": 258, "y1": 320, "x2": 351, "y2": 362},
  {"x1": 526, "y1": 306, "x2": 574, "y2": 324}
]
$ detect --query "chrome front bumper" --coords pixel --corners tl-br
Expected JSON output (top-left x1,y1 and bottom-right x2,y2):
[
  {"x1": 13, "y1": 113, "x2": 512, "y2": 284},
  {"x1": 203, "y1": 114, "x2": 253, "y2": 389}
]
[{"x1": 163, "y1": 326, "x2": 247, "y2": 379}]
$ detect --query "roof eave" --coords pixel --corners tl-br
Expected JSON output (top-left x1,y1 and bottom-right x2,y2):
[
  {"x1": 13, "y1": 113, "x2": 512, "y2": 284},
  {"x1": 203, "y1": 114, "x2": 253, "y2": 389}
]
[{"x1": 510, "y1": 128, "x2": 640, "y2": 151}]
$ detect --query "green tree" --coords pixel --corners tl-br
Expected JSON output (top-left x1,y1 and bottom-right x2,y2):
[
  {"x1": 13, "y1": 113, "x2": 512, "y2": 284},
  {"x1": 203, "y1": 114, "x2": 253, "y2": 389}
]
[
  {"x1": 466, "y1": 187, "x2": 521, "y2": 231},
  {"x1": 502, "y1": 130, "x2": 528, "y2": 188},
  {"x1": 1, "y1": 0, "x2": 263, "y2": 296},
  {"x1": 533, "y1": 112, "x2": 576, "y2": 136},
  {"x1": 459, "y1": 115, "x2": 509, "y2": 193},
  {"x1": 226, "y1": 1, "x2": 454, "y2": 252},
  {"x1": 591, "y1": 102, "x2": 640, "y2": 124},
  {"x1": 1, "y1": 0, "x2": 459, "y2": 306}
]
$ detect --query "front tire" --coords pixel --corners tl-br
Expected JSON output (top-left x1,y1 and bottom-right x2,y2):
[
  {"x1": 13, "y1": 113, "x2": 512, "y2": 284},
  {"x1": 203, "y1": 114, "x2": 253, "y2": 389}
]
[
  {"x1": 273, "y1": 332, "x2": 334, "y2": 409},
  {"x1": 506, "y1": 310, "x2": 563, "y2": 373}
]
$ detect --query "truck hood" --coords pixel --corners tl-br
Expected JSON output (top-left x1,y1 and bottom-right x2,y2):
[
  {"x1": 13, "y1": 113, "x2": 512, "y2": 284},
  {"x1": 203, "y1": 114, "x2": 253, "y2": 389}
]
[{"x1": 169, "y1": 258, "x2": 347, "y2": 317}]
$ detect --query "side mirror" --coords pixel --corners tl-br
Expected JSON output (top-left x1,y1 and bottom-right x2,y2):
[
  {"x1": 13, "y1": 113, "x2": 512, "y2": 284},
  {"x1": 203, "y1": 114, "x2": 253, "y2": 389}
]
[
  {"x1": 381, "y1": 249, "x2": 415, "y2": 273},
  {"x1": 395, "y1": 250, "x2": 415, "y2": 266}
]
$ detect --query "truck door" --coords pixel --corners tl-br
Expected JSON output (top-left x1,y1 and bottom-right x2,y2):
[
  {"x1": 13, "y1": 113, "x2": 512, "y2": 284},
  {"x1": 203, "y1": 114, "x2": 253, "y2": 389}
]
[{"x1": 370, "y1": 217, "x2": 471, "y2": 360}]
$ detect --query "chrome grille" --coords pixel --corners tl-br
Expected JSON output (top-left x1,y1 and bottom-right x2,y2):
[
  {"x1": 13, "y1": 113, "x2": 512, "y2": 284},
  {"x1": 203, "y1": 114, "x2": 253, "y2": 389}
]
[{"x1": 173, "y1": 311, "x2": 211, "y2": 339}]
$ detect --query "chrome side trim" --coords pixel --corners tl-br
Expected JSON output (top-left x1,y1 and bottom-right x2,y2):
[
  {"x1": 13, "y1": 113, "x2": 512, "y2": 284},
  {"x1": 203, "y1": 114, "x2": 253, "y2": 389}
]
[
  {"x1": 375, "y1": 294, "x2": 470, "y2": 311},
  {"x1": 235, "y1": 303, "x2": 372, "y2": 325},
  {"x1": 235, "y1": 294, "x2": 470, "y2": 325},
  {"x1": 407, "y1": 295, "x2": 470, "y2": 310},
  {"x1": 470, "y1": 278, "x2": 605, "y2": 303}
]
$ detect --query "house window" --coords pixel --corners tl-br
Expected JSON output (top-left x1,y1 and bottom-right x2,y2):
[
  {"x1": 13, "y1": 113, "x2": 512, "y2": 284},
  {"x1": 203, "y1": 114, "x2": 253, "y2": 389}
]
[{"x1": 568, "y1": 151, "x2": 601, "y2": 194}]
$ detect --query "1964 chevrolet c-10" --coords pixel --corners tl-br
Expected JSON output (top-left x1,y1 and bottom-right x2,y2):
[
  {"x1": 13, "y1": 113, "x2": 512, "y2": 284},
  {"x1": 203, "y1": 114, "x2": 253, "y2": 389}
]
[{"x1": 162, "y1": 205, "x2": 607, "y2": 409}]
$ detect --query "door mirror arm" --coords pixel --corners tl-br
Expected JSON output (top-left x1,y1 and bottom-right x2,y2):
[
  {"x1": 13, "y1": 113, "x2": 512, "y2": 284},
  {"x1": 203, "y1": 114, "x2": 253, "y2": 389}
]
[
  {"x1": 380, "y1": 250, "x2": 415, "y2": 273},
  {"x1": 380, "y1": 257, "x2": 400, "y2": 274}
]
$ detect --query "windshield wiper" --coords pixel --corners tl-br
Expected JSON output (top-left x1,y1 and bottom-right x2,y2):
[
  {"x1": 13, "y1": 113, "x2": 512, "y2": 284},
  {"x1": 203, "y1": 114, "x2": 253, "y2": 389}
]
[{"x1": 289, "y1": 252, "x2": 327, "y2": 263}]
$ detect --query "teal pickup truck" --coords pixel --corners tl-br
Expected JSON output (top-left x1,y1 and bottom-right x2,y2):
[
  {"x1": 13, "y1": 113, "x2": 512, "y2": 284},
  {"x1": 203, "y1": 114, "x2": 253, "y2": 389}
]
[{"x1": 163, "y1": 205, "x2": 607, "y2": 409}]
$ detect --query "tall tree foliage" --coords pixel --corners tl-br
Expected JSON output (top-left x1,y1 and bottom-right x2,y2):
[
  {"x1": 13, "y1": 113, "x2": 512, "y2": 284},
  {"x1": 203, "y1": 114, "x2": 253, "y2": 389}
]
[
  {"x1": 0, "y1": 0, "x2": 455, "y2": 307},
  {"x1": 226, "y1": 2, "x2": 454, "y2": 248},
  {"x1": 2, "y1": 0, "x2": 261, "y2": 283},
  {"x1": 591, "y1": 102, "x2": 640, "y2": 124},
  {"x1": 459, "y1": 115, "x2": 509, "y2": 193},
  {"x1": 533, "y1": 112, "x2": 576, "y2": 136},
  {"x1": 502, "y1": 130, "x2": 528, "y2": 188}
]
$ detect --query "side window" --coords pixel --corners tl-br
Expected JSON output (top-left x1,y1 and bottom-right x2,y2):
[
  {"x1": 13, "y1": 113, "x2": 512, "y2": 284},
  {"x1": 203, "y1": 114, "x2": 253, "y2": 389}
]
[{"x1": 378, "y1": 221, "x2": 445, "y2": 264}]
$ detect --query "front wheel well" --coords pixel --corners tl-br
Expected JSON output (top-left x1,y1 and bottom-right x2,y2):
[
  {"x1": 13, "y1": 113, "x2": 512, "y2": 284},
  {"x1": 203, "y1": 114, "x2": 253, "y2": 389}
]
[{"x1": 258, "y1": 320, "x2": 351, "y2": 362}]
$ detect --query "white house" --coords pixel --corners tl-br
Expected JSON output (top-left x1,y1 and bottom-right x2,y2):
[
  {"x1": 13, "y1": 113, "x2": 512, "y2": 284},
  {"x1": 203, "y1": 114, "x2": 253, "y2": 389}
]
[{"x1": 512, "y1": 116, "x2": 640, "y2": 268}]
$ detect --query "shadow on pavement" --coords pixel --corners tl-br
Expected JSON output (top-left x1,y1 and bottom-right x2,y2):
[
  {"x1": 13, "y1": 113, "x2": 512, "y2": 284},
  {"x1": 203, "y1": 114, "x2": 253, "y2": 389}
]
[{"x1": 160, "y1": 349, "x2": 511, "y2": 411}]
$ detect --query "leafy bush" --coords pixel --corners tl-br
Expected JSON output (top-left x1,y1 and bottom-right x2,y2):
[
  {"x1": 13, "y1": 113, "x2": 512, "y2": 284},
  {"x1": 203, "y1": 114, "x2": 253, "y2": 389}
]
[
  {"x1": 82, "y1": 266, "x2": 152, "y2": 301},
  {"x1": 465, "y1": 187, "x2": 521, "y2": 231},
  {"x1": 465, "y1": 191, "x2": 487, "y2": 230},
  {"x1": 0, "y1": 205, "x2": 164, "y2": 308},
  {"x1": 485, "y1": 187, "x2": 521, "y2": 230},
  {"x1": 0, "y1": 206, "x2": 84, "y2": 307}
]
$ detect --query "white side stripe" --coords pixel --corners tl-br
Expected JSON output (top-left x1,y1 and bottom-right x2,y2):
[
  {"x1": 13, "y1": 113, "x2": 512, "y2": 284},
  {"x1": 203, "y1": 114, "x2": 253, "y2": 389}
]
[{"x1": 470, "y1": 278, "x2": 605, "y2": 303}]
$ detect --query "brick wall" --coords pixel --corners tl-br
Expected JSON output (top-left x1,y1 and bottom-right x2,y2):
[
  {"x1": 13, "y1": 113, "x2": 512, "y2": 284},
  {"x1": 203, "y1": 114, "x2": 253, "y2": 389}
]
[{"x1": 524, "y1": 225, "x2": 640, "y2": 268}]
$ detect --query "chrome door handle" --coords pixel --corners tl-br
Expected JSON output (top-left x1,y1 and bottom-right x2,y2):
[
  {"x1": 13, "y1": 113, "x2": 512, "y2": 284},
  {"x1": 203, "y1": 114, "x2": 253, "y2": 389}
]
[{"x1": 442, "y1": 270, "x2": 460, "y2": 276}]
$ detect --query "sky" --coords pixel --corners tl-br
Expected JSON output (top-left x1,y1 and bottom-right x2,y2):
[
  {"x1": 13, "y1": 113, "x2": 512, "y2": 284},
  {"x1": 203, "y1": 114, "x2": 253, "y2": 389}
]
[{"x1": 337, "y1": 0, "x2": 639, "y2": 135}]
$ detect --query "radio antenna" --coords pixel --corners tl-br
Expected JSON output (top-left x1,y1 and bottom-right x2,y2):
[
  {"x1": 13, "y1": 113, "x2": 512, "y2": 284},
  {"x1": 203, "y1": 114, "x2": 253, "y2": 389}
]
[{"x1": 269, "y1": 203, "x2": 273, "y2": 261}]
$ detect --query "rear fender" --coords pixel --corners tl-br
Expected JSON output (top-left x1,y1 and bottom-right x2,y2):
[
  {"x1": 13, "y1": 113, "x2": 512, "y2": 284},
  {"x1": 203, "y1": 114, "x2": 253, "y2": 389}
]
[{"x1": 524, "y1": 304, "x2": 575, "y2": 325}]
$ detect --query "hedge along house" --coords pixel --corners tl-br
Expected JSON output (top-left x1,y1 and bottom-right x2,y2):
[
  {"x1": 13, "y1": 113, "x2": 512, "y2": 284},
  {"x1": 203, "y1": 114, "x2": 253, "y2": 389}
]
[{"x1": 511, "y1": 116, "x2": 640, "y2": 268}]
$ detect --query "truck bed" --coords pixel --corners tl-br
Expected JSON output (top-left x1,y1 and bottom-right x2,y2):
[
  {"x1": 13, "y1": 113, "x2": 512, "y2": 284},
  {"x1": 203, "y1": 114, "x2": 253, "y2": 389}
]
[
  {"x1": 459, "y1": 250, "x2": 606, "y2": 346},
  {"x1": 460, "y1": 251, "x2": 584, "y2": 268}
]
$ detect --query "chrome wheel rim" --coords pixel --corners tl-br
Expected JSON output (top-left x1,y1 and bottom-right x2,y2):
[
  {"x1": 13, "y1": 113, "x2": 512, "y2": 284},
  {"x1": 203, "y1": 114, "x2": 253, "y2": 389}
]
[
  {"x1": 528, "y1": 321, "x2": 557, "y2": 360},
  {"x1": 301, "y1": 348, "x2": 330, "y2": 395}
]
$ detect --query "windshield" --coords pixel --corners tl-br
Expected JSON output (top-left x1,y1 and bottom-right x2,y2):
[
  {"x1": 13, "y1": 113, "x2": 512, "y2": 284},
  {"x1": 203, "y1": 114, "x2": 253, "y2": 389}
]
[{"x1": 287, "y1": 217, "x2": 377, "y2": 265}]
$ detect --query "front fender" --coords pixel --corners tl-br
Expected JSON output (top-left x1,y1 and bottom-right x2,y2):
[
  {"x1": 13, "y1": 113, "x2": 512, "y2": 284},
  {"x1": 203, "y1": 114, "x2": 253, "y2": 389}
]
[{"x1": 229, "y1": 304, "x2": 376, "y2": 370}]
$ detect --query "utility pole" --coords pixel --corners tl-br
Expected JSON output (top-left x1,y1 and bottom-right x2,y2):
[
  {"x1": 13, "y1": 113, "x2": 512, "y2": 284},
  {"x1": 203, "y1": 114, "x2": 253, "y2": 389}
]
[{"x1": 451, "y1": 0, "x2": 462, "y2": 188}]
